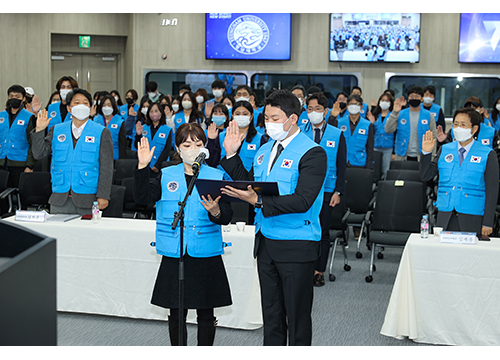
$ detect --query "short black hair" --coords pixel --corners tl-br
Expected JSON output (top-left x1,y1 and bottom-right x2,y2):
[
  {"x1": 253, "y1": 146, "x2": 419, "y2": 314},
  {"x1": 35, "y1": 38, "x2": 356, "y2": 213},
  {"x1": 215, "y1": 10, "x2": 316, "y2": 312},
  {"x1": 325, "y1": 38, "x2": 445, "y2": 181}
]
[
  {"x1": 212, "y1": 80, "x2": 225, "y2": 89},
  {"x1": 264, "y1": 89, "x2": 301, "y2": 118},
  {"x1": 384, "y1": 88, "x2": 395, "y2": 98},
  {"x1": 235, "y1": 84, "x2": 253, "y2": 96},
  {"x1": 179, "y1": 84, "x2": 192, "y2": 92},
  {"x1": 146, "y1": 81, "x2": 158, "y2": 92},
  {"x1": 423, "y1": 85, "x2": 436, "y2": 96},
  {"x1": 406, "y1": 86, "x2": 424, "y2": 97},
  {"x1": 336, "y1": 91, "x2": 349, "y2": 101},
  {"x1": 66, "y1": 88, "x2": 93, "y2": 105},
  {"x1": 7, "y1": 85, "x2": 25, "y2": 97},
  {"x1": 291, "y1": 85, "x2": 306, "y2": 98},
  {"x1": 347, "y1": 94, "x2": 363, "y2": 105},
  {"x1": 352, "y1": 86, "x2": 362, "y2": 94},
  {"x1": 453, "y1": 107, "x2": 482, "y2": 129},
  {"x1": 306, "y1": 92, "x2": 329, "y2": 109},
  {"x1": 306, "y1": 86, "x2": 321, "y2": 96}
]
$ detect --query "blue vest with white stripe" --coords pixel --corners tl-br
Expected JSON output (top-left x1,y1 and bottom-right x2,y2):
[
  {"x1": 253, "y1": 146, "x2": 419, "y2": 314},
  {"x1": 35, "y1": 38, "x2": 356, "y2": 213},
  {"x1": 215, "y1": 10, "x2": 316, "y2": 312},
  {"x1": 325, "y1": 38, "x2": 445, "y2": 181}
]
[
  {"x1": 142, "y1": 124, "x2": 172, "y2": 169},
  {"x1": 155, "y1": 163, "x2": 224, "y2": 258},
  {"x1": 437, "y1": 141, "x2": 491, "y2": 216},
  {"x1": 51, "y1": 120, "x2": 104, "y2": 194},
  {"x1": 394, "y1": 108, "x2": 431, "y2": 157},
  {"x1": 450, "y1": 124, "x2": 495, "y2": 149},
  {"x1": 252, "y1": 132, "x2": 324, "y2": 241},
  {"x1": 338, "y1": 117, "x2": 371, "y2": 167},
  {"x1": 420, "y1": 102, "x2": 441, "y2": 122},
  {"x1": 105, "y1": 116, "x2": 124, "y2": 160},
  {"x1": 303, "y1": 122, "x2": 341, "y2": 193},
  {"x1": 47, "y1": 102, "x2": 72, "y2": 130},
  {"x1": 0, "y1": 108, "x2": 32, "y2": 161},
  {"x1": 373, "y1": 112, "x2": 395, "y2": 149}
]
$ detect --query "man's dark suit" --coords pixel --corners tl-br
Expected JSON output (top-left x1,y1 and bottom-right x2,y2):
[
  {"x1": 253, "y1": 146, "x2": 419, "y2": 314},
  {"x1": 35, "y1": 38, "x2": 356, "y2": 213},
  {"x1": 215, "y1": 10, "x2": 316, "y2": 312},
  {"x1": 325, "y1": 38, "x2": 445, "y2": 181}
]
[
  {"x1": 419, "y1": 143, "x2": 499, "y2": 234},
  {"x1": 220, "y1": 134, "x2": 327, "y2": 346}
]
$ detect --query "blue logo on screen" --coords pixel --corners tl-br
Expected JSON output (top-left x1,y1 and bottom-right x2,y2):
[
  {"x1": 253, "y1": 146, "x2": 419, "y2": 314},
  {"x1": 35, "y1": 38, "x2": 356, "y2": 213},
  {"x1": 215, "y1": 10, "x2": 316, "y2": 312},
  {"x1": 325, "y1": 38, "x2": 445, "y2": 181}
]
[{"x1": 227, "y1": 15, "x2": 270, "y2": 55}]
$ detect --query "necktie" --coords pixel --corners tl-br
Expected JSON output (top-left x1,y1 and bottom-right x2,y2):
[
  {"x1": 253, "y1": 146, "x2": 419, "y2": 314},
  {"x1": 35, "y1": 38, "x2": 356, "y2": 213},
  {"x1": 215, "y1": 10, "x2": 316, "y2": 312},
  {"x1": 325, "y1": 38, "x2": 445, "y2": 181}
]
[
  {"x1": 459, "y1": 147, "x2": 466, "y2": 165},
  {"x1": 271, "y1": 143, "x2": 284, "y2": 170},
  {"x1": 314, "y1": 128, "x2": 321, "y2": 144}
]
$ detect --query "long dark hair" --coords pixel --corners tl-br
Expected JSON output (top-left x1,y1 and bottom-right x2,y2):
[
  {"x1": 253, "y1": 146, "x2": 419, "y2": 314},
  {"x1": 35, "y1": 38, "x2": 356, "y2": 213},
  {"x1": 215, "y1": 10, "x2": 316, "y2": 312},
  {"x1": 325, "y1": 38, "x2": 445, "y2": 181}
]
[
  {"x1": 371, "y1": 93, "x2": 394, "y2": 119},
  {"x1": 491, "y1": 95, "x2": 500, "y2": 121},
  {"x1": 232, "y1": 100, "x2": 258, "y2": 143},
  {"x1": 145, "y1": 102, "x2": 166, "y2": 126},
  {"x1": 208, "y1": 103, "x2": 230, "y2": 128},
  {"x1": 137, "y1": 97, "x2": 152, "y2": 124},
  {"x1": 180, "y1": 91, "x2": 204, "y2": 123}
]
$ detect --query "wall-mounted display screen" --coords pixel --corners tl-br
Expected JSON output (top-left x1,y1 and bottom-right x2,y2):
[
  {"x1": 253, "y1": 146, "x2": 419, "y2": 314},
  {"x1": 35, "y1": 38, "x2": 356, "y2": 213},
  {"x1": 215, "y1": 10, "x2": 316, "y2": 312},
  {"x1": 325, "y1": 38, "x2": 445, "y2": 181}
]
[
  {"x1": 206, "y1": 13, "x2": 291, "y2": 60},
  {"x1": 329, "y1": 13, "x2": 421, "y2": 63},
  {"x1": 459, "y1": 13, "x2": 500, "y2": 63}
]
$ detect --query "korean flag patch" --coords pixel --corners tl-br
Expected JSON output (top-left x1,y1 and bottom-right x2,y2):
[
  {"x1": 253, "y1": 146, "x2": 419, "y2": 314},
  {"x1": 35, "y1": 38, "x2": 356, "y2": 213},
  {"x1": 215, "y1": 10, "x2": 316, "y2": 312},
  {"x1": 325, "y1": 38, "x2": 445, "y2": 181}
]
[
  {"x1": 326, "y1": 140, "x2": 335, "y2": 148},
  {"x1": 281, "y1": 159, "x2": 293, "y2": 169},
  {"x1": 85, "y1": 136, "x2": 95, "y2": 143},
  {"x1": 471, "y1": 156, "x2": 481, "y2": 163},
  {"x1": 247, "y1": 144, "x2": 256, "y2": 150},
  {"x1": 422, "y1": 119, "x2": 428, "y2": 125},
  {"x1": 111, "y1": 124, "x2": 118, "y2": 129},
  {"x1": 17, "y1": 120, "x2": 25, "y2": 126},
  {"x1": 159, "y1": 133, "x2": 166, "y2": 139},
  {"x1": 358, "y1": 128, "x2": 366, "y2": 135},
  {"x1": 301, "y1": 119, "x2": 308, "y2": 124},
  {"x1": 482, "y1": 139, "x2": 490, "y2": 145},
  {"x1": 445, "y1": 154, "x2": 454, "y2": 163},
  {"x1": 256, "y1": 153, "x2": 265, "y2": 165},
  {"x1": 167, "y1": 181, "x2": 179, "y2": 192}
]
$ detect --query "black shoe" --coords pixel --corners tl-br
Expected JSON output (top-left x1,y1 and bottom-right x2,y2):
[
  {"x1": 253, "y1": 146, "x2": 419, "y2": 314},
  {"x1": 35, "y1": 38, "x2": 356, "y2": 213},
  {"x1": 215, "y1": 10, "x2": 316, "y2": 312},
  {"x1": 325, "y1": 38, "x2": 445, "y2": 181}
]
[{"x1": 313, "y1": 273, "x2": 325, "y2": 287}]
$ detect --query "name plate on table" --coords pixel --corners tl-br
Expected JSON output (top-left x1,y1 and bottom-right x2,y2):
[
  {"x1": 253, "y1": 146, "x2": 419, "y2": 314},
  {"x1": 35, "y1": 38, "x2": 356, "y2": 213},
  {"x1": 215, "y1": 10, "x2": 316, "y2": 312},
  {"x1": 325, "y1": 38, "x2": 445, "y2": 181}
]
[
  {"x1": 15, "y1": 210, "x2": 49, "y2": 223},
  {"x1": 440, "y1": 231, "x2": 477, "y2": 245}
]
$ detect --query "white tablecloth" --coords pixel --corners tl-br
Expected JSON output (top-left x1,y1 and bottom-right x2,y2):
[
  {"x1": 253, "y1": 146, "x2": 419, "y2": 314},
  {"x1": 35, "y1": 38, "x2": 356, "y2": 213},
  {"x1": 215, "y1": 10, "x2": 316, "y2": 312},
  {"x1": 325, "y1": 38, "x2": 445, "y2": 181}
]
[
  {"x1": 2, "y1": 217, "x2": 262, "y2": 329},
  {"x1": 380, "y1": 233, "x2": 500, "y2": 345}
]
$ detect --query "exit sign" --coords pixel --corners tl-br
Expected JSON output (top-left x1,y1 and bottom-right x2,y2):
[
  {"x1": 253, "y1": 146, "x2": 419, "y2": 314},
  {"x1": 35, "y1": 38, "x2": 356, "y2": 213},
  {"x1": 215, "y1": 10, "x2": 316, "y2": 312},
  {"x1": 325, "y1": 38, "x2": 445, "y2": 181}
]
[{"x1": 79, "y1": 36, "x2": 91, "y2": 48}]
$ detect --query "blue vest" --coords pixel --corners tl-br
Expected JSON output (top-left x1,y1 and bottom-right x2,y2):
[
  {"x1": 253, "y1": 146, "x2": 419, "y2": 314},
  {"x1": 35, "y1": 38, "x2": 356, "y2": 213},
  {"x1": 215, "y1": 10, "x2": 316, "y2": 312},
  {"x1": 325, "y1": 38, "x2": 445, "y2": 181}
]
[
  {"x1": 437, "y1": 141, "x2": 491, "y2": 216},
  {"x1": 119, "y1": 103, "x2": 139, "y2": 121},
  {"x1": 450, "y1": 124, "x2": 495, "y2": 149},
  {"x1": 51, "y1": 120, "x2": 104, "y2": 194},
  {"x1": 155, "y1": 164, "x2": 224, "y2": 258},
  {"x1": 420, "y1": 102, "x2": 441, "y2": 122},
  {"x1": 252, "y1": 132, "x2": 324, "y2": 241},
  {"x1": 142, "y1": 124, "x2": 172, "y2": 169},
  {"x1": 394, "y1": 108, "x2": 431, "y2": 157},
  {"x1": 220, "y1": 131, "x2": 263, "y2": 172},
  {"x1": 298, "y1": 108, "x2": 309, "y2": 129},
  {"x1": 173, "y1": 111, "x2": 187, "y2": 131},
  {"x1": 490, "y1": 114, "x2": 500, "y2": 132},
  {"x1": 47, "y1": 102, "x2": 72, "y2": 130},
  {"x1": 303, "y1": 123, "x2": 341, "y2": 193},
  {"x1": 107, "y1": 116, "x2": 125, "y2": 160},
  {"x1": 0, "y1": 109, "x2": 32, "y2": 161},
  {"x1": 338, "y1": 117, "x2": 371, "y2": 167},
  {"x1": 373, "y1": 112, "x2": 395, "y2": 149},
  {"x1": 253, "y1": 108, "x2": 263, "y2": 128}
]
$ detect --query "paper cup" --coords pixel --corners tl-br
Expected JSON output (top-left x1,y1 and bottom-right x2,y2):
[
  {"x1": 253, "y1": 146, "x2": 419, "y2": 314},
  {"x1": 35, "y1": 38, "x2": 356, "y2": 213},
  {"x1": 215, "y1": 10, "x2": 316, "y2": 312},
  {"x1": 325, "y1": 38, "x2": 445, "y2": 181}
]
[
  {"x1": 236, "y1": 222, "x2": 246, "y2": 232},
  {"x1": 433, "y1": 227, "x2": 443, "y2": 236}
]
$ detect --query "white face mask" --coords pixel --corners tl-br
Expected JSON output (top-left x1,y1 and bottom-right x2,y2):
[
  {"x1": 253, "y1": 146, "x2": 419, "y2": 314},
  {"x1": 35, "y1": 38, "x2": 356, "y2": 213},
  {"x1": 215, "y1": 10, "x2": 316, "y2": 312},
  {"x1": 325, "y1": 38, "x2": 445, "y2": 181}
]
[
  {"x1": 182, "y1": 101, "x2": 193, "y2": 110},
  {"x1": 71, "y1": 104, "x2": 90, "y2": 121},
  {"x1": 423, "y1": 96, "x2": 434, "y2": 105},
  {"x1": 148, "y1": 92, "x2": 158, "y2": 101},
  {"x1": 348, "y1": 104, "x2": 361, "y2": 115},
  {"x1": 141, "y1": 107, "x2": 148, "y2": 116},
  {"x1": 235, "y1": 97, "x2": 250, "y2": 103},
  {"x1": 60, "y1": 89, "x2": 71, "y2": 101},
  {"x1": 172, "y1": 104, "x2": 179, "y2": 112},
  {"x1": 266, "y1": 116, "x2": 292, "y2": 141},
  {"x1": 102, "y1": 106, "x2": 113, "y2": 116},
  {"x1": 114, "y1": 96, "x2": 119, "y2": 103},
  {"x1": 234, "y1": 115, "x2": 251, "y2": 128},
  {"x1": 213, "y1": 89, "x2": 224, "y2": 98},
  {"x1": 196, "y1": 96, "x2": 204, "y2": 104},
  {"x1": 379, "y1": 101, "x2": 391, "y2": 111},
  {"x1": 496, "y1": 104, "x2": 500, "y2": 112},
  {"x1": 308, "y1": 111, "x2": 324, "y2": 125},
  {"x1": 453, "y1": 126, "x2": 474, "y2": 142},
  {"x1": 178, "y1": 148, "x2": 200, "y2": 166},
  {"x1": 225, "y1": 105, "x2": 232, "y2": 111}
]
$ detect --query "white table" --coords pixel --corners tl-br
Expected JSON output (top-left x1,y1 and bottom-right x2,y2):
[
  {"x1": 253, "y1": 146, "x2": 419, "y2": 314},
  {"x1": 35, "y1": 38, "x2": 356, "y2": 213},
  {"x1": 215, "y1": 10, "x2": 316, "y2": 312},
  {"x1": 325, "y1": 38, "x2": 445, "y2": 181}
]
[
  {"x1": 380, "y1": 233, "x2": 500, "y2": 345},
  {"x1": 2, "y1": 217, "x2": 262, "y2": 330}
]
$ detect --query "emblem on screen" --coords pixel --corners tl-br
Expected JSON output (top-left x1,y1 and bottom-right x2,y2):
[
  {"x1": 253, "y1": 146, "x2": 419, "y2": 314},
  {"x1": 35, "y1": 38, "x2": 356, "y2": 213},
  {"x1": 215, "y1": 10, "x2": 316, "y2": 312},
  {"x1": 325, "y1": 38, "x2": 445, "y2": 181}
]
[{"x1": 227, "y1": 15, "x2": 270, "y2": 55}]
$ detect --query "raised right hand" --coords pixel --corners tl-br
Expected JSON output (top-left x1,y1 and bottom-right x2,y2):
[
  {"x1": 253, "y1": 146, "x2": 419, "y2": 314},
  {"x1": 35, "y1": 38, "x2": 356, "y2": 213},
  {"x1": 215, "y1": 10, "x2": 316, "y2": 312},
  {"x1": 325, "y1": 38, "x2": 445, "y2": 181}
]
[
  {"x1": 331, "y1": 101, "x2": 341, "y2": 117},
  {"x1": 436, "y1": 125, "x2": 447, "y2": 143},
  {"x1": 137, "y1": 137, "x2": 156, "y2": 170},
  {"x1": 207, "y1": 122, "x2": 219, "y2": 140},
  {"x1": 223, "y1": 120, "x2": 245, "y2": 157},
  {"x1": 421, "y1": 130, "x2": 435, "y2": 154},
  {"x1": 90, "y1": 104, "x2": 97, "y2": 118},
  {"x1": 136, "y1": 121, "x2": 144, "y2": 136},
  {"x1": 36, "y1": 109, "x2": 52, "y2": 132},
  {"x1": 128, "y1": 106, "x2": 137, "y2": 116},
  {"x1": 393, "y1": 96, "x2": 405, "y2": 112}
]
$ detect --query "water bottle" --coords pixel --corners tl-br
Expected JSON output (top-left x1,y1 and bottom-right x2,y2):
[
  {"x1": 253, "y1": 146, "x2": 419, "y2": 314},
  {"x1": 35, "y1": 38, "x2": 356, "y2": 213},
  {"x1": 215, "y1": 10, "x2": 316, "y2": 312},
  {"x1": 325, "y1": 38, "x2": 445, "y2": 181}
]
[
  {"x1": 420, "y1": 215, "x2": 429, "y2": 238},
  {"x1": 92, "y1": 201, "x2": 99, "y2": 223}
]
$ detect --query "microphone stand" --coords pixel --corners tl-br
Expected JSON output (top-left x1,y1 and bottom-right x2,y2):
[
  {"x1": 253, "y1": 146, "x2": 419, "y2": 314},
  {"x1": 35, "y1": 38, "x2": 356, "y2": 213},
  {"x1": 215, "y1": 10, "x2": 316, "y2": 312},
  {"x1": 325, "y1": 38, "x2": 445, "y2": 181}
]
[{"x1": 171, "y1": 164, "x2": 201, "y2": 346}]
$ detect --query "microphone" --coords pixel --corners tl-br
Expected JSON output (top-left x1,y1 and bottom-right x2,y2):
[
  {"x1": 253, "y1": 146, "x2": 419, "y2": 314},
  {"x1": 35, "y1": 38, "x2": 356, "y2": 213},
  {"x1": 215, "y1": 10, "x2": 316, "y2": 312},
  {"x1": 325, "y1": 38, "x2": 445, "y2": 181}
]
[{"x1": 192, "y1": 148, "x2": 210, "y2": 172}]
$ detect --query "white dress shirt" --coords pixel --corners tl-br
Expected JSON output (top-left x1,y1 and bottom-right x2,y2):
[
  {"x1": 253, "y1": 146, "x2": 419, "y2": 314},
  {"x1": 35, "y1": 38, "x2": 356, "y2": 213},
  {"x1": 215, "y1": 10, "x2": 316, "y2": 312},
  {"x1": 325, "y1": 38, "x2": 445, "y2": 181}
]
[
  {"x1": 267, "y1": 127, "x2": 301, "y2": 175},
  {"x1": 71, "y1": 120, "x2": 88, "y2": 140}
]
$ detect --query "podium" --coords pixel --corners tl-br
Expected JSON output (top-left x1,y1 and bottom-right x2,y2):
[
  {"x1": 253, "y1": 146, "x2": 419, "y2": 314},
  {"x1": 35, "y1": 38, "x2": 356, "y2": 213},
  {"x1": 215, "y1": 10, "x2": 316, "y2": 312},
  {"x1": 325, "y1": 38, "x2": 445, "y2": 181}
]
[{"x1": 0, "y1": 220, "x2": 57, "y2": 346}]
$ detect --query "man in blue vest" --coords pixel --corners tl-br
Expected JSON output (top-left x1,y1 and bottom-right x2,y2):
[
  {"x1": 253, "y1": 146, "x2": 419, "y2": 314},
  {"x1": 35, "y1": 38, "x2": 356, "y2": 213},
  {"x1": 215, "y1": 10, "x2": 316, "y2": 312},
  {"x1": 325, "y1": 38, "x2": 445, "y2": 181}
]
[
  {"x1": 0, "y1": 85, "x2": 38, "y2": 187},
  {"x1": 219, "y1": 90, "x2": 327, "y2": 346},
  {"x1": 350, "y1": 86, "x2": 369, "y2": 116},
  {"x1": 303, "y1": 92, "x2": 347, "y2": 287},
  {"x1": 327, "y1": 91, "x2": 349, "y2": 128},
  {"x1": 31, "y1": 88, "x2": 114, "y2": 215},
  {"x1": 421, "y1": 85, "x2": 446, "y2": 129},
  {"x1": 420, "y1": 108, "x2": 498, "y2": 236},
  {"x1": 47, "y1": 76, "x2": 79, "y2": 130},
  {"x1": 204, "y1": 80, "x2": 226, "y2": 118},
  {"x1": 385, "y1": 86, "x2": 437, "y2": 161},
  {"x1": 291, "y1": 85, "x2": 309, "y2": 128}
]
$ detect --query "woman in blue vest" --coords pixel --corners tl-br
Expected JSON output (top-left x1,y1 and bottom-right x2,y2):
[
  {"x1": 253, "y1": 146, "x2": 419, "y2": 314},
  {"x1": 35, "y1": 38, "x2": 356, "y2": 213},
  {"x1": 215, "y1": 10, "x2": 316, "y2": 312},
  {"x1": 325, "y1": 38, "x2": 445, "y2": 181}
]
[
  {"x1": 130, "y1": 97, "x2": 152, "y2": 151},
  {"x1": 120, "y1": 89, "x2": 139, "y2": 145},
  {"x1": 367, "y1": 92, "x2": 395, "y2": 175},
  {"x1": 489, "y1": 95, "x2": 500, "y2": 132},
  {"x1": 133, "y1": 123, "x2": 233, "y2": 346},
  {"x1": 172, "y1": 91, "x2": 205, "y2": 132},
  {"x1": 420, "y1": 108, "x2": 498, "y2": 236},
  {"x1": 47, "y1": 76, "x2": 78, "y2": 130},
  {"x1": 93, "y1": 95, "x2": 126, "y2": 160},
  {"x1": 134, "y1": 102, "x2": 173, "y2": 177},
  {"x1": 338, "y1": 94, "x2": 374, "y2": 169}
]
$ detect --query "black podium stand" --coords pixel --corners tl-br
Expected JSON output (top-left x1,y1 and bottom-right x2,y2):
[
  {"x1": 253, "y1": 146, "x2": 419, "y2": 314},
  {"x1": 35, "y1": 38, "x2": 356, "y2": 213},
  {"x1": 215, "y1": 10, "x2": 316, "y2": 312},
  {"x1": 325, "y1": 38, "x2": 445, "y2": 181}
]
[{"x1": 0, "y1": 220, "x2": 57, "y2": 346}]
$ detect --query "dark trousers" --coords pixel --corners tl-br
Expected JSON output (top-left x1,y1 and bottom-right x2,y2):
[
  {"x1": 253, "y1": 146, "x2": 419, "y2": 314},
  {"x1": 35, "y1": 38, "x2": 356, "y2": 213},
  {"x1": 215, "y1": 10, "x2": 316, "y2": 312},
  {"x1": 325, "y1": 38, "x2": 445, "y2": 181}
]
[
  {"x1": 256, "y1": 237, "x2": 316, "y2": 346},
  {"x1": 1, "y1": 164, "x2": 24, "y2": 188},
  {"x1": 315, "y1": 194, "x2": 333, "y2": 273}
]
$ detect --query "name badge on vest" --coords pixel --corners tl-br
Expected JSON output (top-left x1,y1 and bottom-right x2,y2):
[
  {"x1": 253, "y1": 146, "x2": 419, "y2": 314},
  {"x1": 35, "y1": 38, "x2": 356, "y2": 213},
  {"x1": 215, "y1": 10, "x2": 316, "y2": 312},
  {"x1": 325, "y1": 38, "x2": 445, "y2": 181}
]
[
  {"x1": 445, "y1": 154, "x2": 454, "y2": 163},
  {"x1": 111, "y1": 124, "x2": 118, "y2": 129},
  {"x1": 142, "y1": 131, "x2": 148, "y2": 136},
  {"x1": 121, "y1": 110, "x2": 126, "y2": 116},
  {"x1": 85, "y1": 136, "x2": 95, "y2": 143},
  {"x1": 301, "y1": 119, "x2": 308, "y2": 124},
  {"x1": 326, "y1": 140, "x2": 335, "y2": 147},
  {"x1": 281, "y1": 159, "x2": 293, "y2": 169},
  {"x1": 340, "y1": 125, "x2": 347, "y2": 132},
  {"x1": 422, "y1": 119, "x2": 428, "y2": 125},
  {"x1": 50, "y1": 111, "x2": 57, "y2": 118},
  {"x1": 431, "y1": 112, "x2": 437, "y2": 117},
  {"x1": 17, "y1": 120, "x2": 25, "y2": 126},
  {"x1": 176, "y1": 118, "x2": 182, "y2": 123},
  {"x1": 57, "y1": 134, "x2": 66, "y2": 142},
  {"x1": 358, "y1": 128, "x2": 366, "y2": 135},
  {"x1": 247, "y1": 144, "x2": 256, "y2": 150},
  {"x1": 0, "y1": 117, "x2": 4, "y2": 124},
  {"x1": 482, "y1": 139, "x2": 490, "y2": 145},
  {"x1": 167, "y1": 181, "x2": 179, "y2": 192},
  {"x1": 471, "y1": 156, "x2": 481, "y2": 163},
  {"x1": 256, "y1": 153, "x2": 265, "y2": 165},
  {"x1": 400, "y1": 119, "x2": 407, "y2": 125},
  {"x1": 159, "y1": 133, "x2": 166, "y2": 139}
]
